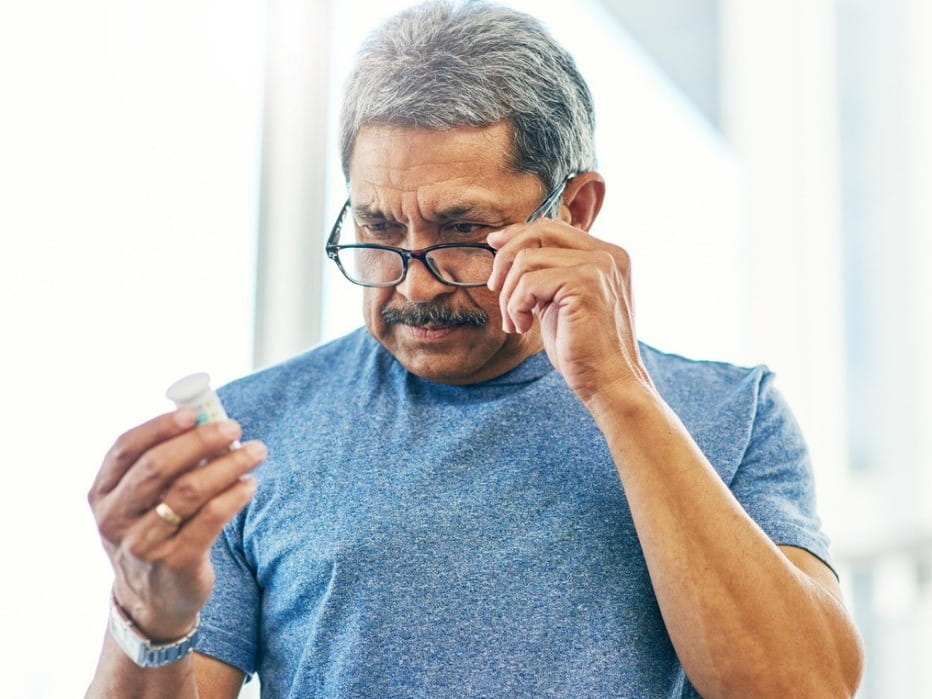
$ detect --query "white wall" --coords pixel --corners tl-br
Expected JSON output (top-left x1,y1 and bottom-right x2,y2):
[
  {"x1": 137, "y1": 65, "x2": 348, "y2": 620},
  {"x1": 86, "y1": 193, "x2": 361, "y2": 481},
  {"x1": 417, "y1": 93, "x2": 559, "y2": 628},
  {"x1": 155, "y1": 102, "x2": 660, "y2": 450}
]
[{"x1": 0, "y1": 0, "x2": 264, "y2": 695}]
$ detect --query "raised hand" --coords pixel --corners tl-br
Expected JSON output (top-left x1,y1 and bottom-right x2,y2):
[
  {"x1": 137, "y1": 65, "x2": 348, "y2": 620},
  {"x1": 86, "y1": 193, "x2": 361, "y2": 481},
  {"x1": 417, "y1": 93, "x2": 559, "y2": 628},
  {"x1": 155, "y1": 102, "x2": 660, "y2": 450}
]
[{"x1": 487, "y1": 217, "x2": 653, "y2": 403}]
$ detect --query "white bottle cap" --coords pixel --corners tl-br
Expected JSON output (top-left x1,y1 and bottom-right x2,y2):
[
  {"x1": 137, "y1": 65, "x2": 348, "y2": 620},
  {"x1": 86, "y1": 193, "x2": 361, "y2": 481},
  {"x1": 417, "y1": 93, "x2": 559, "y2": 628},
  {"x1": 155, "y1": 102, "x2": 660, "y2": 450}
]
[{"x1": 166, "y1": 372, "x2": 212, "y2": 406}]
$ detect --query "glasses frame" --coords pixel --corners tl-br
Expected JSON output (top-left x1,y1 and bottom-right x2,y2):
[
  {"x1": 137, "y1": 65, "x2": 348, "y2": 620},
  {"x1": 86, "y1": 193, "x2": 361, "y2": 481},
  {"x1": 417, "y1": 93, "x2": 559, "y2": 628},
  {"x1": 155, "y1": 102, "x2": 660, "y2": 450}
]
[{"x1": 325, "y1": 175, "x2": 573, "y2": 288}]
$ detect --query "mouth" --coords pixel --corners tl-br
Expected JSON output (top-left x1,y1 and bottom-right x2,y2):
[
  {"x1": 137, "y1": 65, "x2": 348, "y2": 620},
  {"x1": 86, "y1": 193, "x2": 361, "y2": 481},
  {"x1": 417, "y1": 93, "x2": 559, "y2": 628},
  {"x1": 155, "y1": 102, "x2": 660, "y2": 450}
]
[{"x1": 404, "y1": 324, "x2": 461, "y2": 340}]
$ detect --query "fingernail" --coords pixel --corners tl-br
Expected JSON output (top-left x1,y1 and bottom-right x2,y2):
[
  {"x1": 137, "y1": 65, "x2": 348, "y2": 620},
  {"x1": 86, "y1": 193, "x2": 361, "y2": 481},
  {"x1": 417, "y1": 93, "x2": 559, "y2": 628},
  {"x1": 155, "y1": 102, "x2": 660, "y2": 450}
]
[
  {"x1": 174, "y1": 408, "x2": 196, "y2": 428},
  {"x1": 218, "y1": 420, "x2": 241, "y2": 439}
]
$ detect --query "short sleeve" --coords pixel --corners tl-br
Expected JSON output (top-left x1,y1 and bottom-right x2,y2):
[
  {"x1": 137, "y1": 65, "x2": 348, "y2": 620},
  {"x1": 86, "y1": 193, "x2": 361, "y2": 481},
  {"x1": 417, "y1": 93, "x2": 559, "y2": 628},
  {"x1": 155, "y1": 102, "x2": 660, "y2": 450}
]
[
  {"x1": 728, "y1": 371, "x2": 835, "y2": 577},
  {"x1": 194, "y1": 513, "x2": 261, "y2": 675}
]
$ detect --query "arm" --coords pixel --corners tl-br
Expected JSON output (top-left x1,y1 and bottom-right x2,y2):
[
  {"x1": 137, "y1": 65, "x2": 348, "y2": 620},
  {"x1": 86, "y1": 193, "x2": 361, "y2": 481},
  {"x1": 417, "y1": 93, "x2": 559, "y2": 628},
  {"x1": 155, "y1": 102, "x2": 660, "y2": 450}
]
[
  {"x1": 487, "y1": 173, "x2": 864, "y2": 698},
  {"x1": 586, "y1": 383, "x2": 863, "y2": 697},
  {"x1": 87, "y1": 641, "x2": 243, "y2": 699}
]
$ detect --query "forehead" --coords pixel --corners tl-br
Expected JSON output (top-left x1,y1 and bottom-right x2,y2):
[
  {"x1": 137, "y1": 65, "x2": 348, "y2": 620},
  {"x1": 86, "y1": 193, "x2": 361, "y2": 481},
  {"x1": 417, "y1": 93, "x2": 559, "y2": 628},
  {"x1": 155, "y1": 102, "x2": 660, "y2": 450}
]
[{"x1": 348, "y1": 122, "x2": 519, "y2": 196}]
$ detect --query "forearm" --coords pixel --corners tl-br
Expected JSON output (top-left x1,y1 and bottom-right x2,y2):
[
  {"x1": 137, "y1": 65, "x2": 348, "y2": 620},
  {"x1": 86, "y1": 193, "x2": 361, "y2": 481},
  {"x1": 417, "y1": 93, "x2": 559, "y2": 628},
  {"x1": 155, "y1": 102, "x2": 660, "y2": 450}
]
[
  {"x1": 86, "y1": 629, "x2": 198, "y2": 699},
  {"x1": 587, "y1": 383, "x2": 861, "y2": 698}
]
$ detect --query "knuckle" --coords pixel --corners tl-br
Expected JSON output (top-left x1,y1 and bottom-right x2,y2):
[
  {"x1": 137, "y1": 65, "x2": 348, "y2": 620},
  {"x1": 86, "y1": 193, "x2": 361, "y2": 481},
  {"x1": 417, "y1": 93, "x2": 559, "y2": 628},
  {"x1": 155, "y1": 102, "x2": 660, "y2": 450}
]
[
  {"x1": 95, "y1": 502, "x2": 121, "y2": 542},
  {"x1": 171, "y1": 476, "x2": 202, "y2": 506},
  {"x1": 589, "y1": 250, "x2": 616, "y2": 278},
  {"x1": 135, "y1": 452, "x2": 166, "y2": 484},
  {"x1": 192, "y1": 424, "x2": 214, "y2": 449},
  {"x1": 507, "y1": 277, "x2": 525, "y2": 304},
  {"x1": 96, "y1": 514, "x2": 118, "y2": 542},
  {"x1": 107, "y1": 435, "x2": 133, "y2": 467},
  {"x1": 122, "y1": 535, "x2": 149, "y2": 561},
  {"x1": 201, "y1": 498, "x2": 226, "y2": 521},
  {"x1": 201, "y1": 497, "x2": 234, "y2": 526},
  {"x1": 162, "y1": 553, "x2": 193, "y2": 575},
  {"x1": 196, "y1": 420, "x2": 236, "y2": 449}
]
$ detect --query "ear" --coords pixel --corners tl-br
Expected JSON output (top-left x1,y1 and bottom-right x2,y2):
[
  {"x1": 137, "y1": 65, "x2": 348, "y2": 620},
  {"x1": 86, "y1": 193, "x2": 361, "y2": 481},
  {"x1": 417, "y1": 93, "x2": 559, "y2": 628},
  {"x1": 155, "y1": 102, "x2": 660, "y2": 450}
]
[{"x1": 559, "y1": 172, "x2": 605, "y2": 232}]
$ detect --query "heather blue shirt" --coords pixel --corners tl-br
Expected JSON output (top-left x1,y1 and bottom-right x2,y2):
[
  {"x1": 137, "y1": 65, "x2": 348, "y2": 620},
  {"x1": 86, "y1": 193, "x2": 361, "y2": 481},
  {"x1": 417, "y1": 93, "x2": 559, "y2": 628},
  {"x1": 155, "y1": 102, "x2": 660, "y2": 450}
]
[{"x1": 195, "y1": 329, "x2": 832, "y2": 698}]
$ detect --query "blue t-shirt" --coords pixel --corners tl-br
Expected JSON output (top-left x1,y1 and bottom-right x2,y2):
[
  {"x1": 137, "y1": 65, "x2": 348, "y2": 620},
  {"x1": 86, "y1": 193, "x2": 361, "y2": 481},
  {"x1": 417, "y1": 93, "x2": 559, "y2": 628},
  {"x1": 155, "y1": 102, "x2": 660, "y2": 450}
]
[{"x1": 195, "y1": 329, "x2": 832, "y2": 698}]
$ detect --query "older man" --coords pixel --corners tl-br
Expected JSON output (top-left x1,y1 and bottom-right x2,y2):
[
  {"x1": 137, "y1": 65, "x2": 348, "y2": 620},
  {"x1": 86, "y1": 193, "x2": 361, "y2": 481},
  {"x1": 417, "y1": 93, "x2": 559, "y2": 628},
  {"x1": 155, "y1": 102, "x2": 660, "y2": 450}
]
[{"x1": 87, "y1": 2, "x2": 863, "y2": 697}]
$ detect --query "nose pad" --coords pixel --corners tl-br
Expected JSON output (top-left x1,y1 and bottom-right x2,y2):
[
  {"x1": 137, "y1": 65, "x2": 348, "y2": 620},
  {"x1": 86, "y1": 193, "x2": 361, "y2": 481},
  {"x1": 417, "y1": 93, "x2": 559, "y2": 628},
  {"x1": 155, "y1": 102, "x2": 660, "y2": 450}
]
[{"x1": 395, "y1": 256, "x2": 451, "y2": 303}]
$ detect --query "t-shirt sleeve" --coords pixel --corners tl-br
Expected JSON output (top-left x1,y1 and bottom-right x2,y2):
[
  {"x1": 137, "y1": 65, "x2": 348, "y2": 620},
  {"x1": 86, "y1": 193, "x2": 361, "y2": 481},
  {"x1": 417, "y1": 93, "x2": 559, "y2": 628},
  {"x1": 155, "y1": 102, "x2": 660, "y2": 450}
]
[
  {"x1": 728, "y1": 370, "x2": 835, "y2": 576},
  {"x1": 194, "y1": 512, "x2": 261, "y2": 676}
]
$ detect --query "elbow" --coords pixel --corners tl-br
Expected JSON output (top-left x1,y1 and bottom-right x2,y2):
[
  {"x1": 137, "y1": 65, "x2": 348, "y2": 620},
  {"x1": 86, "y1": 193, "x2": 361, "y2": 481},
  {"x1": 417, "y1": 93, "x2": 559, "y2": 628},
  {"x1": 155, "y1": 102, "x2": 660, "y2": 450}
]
[
  {"x1": 692, "y1": 628, "x2": 865, "y2": 699},
  {"x1": 836, "y1": 623, "x2": 866, "y2": 698}
]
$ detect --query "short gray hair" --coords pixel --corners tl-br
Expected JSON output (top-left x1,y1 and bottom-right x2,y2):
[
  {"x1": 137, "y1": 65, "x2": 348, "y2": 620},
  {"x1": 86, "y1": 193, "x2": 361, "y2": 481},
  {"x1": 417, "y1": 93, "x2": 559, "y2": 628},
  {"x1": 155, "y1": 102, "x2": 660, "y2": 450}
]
[{"x1": 339, "y1": 0, "x2": 596, "y2": 192}]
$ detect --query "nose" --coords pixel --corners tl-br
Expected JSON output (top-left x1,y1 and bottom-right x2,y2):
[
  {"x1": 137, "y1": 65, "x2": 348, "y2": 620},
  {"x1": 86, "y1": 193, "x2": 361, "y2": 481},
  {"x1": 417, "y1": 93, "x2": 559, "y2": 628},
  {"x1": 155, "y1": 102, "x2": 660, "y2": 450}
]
[{"x1": 394, "y1": 255, "x2": 452, "y2": 304}]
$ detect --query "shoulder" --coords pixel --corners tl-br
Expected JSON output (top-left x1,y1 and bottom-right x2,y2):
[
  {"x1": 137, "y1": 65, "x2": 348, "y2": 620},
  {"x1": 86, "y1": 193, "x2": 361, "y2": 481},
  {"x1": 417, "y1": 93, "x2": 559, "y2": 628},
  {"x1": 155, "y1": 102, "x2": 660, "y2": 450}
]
[
  {"x1": 639, "y1": 341, "x2": 772, "y2": 415},
  {"x1": 639, "y1": 342, "x2": 769, "y2": 397},
  {"x1": 216, "y1": 328, "x2": 381, "y2": 421},
  {"x1": 638, "y1": 341, "x2": 776, "y2": 476}
]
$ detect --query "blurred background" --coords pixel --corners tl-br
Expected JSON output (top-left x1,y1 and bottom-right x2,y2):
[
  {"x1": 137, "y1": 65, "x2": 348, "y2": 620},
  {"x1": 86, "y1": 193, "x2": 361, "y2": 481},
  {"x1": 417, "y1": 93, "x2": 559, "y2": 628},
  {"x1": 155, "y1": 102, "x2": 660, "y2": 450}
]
[{"x1": 1, "y1": 0, "x2": 929, "y2": 696}]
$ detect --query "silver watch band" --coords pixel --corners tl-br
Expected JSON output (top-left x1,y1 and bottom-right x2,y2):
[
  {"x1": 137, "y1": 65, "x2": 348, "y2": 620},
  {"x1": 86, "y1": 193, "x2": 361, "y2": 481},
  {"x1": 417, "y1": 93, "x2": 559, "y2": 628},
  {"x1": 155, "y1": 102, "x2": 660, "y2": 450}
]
[{"x1": 108, "y1": 594, "x2": 200, "y2": 667}]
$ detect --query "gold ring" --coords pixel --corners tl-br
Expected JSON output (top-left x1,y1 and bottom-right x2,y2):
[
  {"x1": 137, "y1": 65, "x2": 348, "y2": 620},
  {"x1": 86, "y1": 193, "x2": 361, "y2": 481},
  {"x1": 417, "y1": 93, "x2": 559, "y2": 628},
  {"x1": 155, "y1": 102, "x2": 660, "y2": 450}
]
[{"x1": 155, "y1": 501, "x2": 183, "y2": 526}]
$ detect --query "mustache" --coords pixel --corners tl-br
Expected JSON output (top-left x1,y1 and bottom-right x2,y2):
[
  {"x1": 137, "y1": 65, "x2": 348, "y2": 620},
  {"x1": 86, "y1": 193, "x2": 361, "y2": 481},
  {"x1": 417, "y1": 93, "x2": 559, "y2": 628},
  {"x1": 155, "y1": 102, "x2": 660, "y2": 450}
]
[{"x1": 381, "y1": 301, "x2": 489, "y2": 328}]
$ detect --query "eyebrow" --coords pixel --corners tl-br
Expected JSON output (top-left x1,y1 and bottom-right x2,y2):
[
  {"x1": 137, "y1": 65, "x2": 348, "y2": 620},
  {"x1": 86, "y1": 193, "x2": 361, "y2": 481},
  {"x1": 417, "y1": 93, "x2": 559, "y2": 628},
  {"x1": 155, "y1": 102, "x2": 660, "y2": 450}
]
[
  {"x1": 350, "y1": 201, "x2": 505, "y2": 222},
  {"x1": 350, "y1": 203, "x2": 386, "y2": 221}
]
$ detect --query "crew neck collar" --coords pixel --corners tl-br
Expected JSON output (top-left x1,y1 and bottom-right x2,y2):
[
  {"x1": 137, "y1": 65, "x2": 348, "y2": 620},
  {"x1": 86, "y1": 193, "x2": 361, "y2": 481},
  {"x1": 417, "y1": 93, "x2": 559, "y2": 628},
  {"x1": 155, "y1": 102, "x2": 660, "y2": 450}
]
[{"x1": 365, "y1": 332, "x2": 553, "y2": 390}]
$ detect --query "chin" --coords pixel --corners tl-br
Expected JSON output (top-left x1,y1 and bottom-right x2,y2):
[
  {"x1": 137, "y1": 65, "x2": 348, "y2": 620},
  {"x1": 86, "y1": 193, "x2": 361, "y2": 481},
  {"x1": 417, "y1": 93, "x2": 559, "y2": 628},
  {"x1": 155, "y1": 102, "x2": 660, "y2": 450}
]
[
  {"x1": 365, "y1": 311, "x2": 539, "y2": 385},
  {"x1": 410, "y1": 352, "x2": 495, "y2": 383},
  {"x1": 394, "y1": 338, "x2": 494, "y2": 384},
  {"x1": 371, "y1": 323, "x2": 497, "y2": 384}
]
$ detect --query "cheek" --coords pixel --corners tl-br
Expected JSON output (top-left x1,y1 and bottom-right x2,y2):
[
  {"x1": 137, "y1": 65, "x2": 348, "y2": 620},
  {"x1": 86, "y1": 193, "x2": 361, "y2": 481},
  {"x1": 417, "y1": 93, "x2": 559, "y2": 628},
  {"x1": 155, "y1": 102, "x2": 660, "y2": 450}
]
[
  {"x1": 466, "y1": 287, "x2": 504, "y2": 323},
  {"x1": 362, "y1": 287, "x2": 392, "y2": 327}
]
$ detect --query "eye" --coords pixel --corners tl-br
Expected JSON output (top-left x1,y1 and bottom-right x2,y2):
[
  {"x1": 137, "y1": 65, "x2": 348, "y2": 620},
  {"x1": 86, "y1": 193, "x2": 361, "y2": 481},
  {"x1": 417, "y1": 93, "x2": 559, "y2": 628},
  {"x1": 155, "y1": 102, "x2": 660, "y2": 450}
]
[
  {"x1": 359, "y1": 221, "x2": 403, "y2": 239},
  {"x1": 444, "y1": 222, "x2": 488, "y2": 236}
]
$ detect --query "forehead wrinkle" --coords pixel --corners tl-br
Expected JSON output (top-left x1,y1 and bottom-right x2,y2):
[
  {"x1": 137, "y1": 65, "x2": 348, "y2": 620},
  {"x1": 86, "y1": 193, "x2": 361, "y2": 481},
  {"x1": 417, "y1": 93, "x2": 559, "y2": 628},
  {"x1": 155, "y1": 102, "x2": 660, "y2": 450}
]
[
  {"x1": 417, "y1": 188, "x2": 507, "y2": 222},
  {"x1": 352, "y1": 181, "x2": 508, "y2": 225},
  {"x1": 349, "y1": 126, "x2": 534, "y2": 225}
]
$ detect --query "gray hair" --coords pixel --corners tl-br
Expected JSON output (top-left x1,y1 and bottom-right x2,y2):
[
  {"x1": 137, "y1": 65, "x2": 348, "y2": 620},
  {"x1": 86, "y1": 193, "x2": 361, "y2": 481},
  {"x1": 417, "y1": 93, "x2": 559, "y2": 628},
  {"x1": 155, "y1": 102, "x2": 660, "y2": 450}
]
[{"x1": 339, "y1": 0, "x2": 597, "y2": 193}]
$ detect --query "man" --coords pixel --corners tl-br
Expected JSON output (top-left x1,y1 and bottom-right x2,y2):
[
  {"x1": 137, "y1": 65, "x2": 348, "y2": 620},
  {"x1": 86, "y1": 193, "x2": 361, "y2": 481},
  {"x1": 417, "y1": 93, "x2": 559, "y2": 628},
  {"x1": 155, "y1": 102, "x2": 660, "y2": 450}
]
[{"x1": 87, "y1": 2, "x2": 863, "y2": 697}]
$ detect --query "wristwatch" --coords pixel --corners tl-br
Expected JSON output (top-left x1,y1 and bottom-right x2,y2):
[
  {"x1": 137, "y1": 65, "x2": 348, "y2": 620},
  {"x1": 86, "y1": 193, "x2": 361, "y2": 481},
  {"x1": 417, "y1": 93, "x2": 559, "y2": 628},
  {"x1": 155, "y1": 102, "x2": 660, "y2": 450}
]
[{"x1": 109, "y1": 594, "x2": 200, "y2": 667}]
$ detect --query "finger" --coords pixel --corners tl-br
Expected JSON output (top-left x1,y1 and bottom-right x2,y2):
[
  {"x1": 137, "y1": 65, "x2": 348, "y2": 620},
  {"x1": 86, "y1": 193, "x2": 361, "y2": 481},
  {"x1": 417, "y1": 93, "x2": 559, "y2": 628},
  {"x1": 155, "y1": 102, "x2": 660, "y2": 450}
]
[
  {"x1": 486, "y1": 224, "x2": 539, "y2": 293},
  {"x1": 506, "y1": 260, "x2": 612, "y2": 334},
  {"x1": 497, "y1": 248, "x2": 593, "y2": 333},
  {"x1": 124, "y1": 440, "x2": 266, "y2": 553},
  {"x1": 92, "y1": 409, "x2": 197, "y2": 499},
  {"x1": 487, "y1": 221, "x2": 591, "y2": 292},
  {"x1": 505, "y1": 267, "x2": 572, "y2": 334},
  {"x1": 163, "y1": 440, "x2": 266, "y2": 518},
  {"x1": 108, "y1": 419, "x2": 244, "y2": 515},
  {"x1": 169, "y1": 476, "x2": 259, "y2": 564}
]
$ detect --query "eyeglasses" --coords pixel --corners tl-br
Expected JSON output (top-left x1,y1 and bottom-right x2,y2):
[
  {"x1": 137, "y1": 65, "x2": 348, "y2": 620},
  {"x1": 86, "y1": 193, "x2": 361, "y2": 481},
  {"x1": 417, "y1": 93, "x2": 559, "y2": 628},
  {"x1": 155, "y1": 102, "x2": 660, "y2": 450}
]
[{"x1": 325, "y1": 177, "x2": 571, "y2": 288}]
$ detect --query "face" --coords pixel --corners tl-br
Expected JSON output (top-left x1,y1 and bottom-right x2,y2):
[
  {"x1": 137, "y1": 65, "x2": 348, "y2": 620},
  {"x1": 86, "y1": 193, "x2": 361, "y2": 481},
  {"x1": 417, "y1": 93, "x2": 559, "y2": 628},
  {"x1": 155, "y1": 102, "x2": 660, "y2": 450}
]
[{"x1": 347, "y1": 122, "x2": 549, "y2": 384}]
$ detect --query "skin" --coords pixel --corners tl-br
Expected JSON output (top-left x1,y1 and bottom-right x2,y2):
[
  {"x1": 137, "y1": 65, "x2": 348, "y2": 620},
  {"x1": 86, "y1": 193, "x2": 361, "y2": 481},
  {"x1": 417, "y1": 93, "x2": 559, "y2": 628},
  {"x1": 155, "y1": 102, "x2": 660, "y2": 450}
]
[
  {"x1": 348, "y1": 122, "x2": 556, "y2": 384},
  {"x1": 86, "y1": 121, "x2": 863, "y2": 698}
]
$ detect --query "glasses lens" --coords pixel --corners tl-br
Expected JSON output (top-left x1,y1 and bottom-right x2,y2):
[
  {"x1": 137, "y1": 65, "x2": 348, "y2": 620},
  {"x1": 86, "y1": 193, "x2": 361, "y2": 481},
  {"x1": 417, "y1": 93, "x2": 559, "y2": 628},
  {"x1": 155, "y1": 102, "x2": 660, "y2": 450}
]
[
  {"x1": 338, "y1": 247, "x2": 405, "y2": 286},
  {"x1": 426, "y1": 246, "x2": 495, "y2": 285}
]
